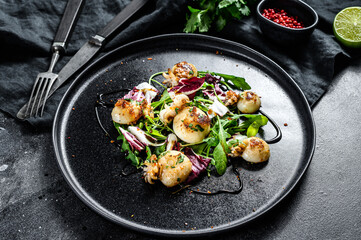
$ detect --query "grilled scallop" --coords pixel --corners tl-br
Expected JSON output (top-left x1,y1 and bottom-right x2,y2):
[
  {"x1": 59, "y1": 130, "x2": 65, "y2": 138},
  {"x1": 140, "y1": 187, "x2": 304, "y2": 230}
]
[
  {"x1": 237, "y1": 91, "x2": 261, "y2": 113},
  {"x1": 163, "y1": 61, "x2": 198, "y2": 87},
  {"x1": 229, "y1": 137, "x2": 270, "y2": 163},
  {"x1": 111, "y1": 99, "x2": 143, "y2": 125},
  {"x1": 158, "y1": 151, "x2": 192, "y2": 187},
  {"x1": 173, "y1": 107, "x2": 211, "y2": 144},
  {"x1": 171, "y1": 61, "x2": 198, "y2": 79}
]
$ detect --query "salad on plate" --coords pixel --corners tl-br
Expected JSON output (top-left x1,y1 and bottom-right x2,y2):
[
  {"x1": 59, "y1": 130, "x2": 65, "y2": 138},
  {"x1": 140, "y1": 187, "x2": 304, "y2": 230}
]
[{"x1": 109, "y1": 61, "x2": 273, "y2": 191}]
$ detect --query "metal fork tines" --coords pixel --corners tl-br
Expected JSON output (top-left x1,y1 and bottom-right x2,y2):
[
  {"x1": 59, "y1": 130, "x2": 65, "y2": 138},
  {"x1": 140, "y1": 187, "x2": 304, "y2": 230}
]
[
  {"x1": 21, "y1": 0, "x2": 85, "y2": 119},
  {"x1": 25, "y1": 51, "x2": 60, "y2": 118}
]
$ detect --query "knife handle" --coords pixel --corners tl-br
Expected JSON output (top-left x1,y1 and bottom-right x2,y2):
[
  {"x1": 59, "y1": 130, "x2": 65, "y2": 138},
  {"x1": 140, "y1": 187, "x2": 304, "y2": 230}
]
[
  {"x1": 53, "y1": 0, "x2": 84, "y2": 53},
  {"x1": 96, "y1": 0, "x2": 149, "y2": 41}
]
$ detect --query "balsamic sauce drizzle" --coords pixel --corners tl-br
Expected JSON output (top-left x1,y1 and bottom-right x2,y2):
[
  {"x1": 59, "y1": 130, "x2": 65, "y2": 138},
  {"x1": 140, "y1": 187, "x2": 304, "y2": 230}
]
[
  {"x1": 259, "y1": 109, "x2": 282, "y2": 144},
  {"x1": 95, "y1": 89, "x2": 140, "y2": 176},
  {"x1": 175, "y1": 164, "x2": 243, "y2": 195},
  {"x1": 95, "y1": 89, "x2": 244, "y2": 196}
]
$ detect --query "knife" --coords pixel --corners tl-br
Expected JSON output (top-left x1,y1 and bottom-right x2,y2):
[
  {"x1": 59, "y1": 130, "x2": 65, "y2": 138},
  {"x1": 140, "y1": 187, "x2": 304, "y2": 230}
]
[{"x1": 17, "y1": 0, "x2": 150, "y2": 120}]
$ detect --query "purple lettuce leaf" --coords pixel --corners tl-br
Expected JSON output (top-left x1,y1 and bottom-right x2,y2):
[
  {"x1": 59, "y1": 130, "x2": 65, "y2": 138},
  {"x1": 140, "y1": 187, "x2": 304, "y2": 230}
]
[
  {"x1": 118, "y1": 126, "x2": 144, "y2": 152},
  {"x1": 128, "y1": 126, "x2": 164, "y2": 147},
  {"x1": 184, "y1": 147, "x2": 212, "y2": 183},
  {"x1": 203, "y1": 74, "x2": 226, "y2": 100},
  {"x1": 169, "y1": 77, "x2": 205, "y2": 96},
  {"x1": 204, "y1": 73, "x2": 221, "y2": 84},
  {"x1": 135, "y1": 82, "x2": 159, "y2": 103},
  {"x1": 123, "y1": 87, "x2": 145, "y2": 102}
]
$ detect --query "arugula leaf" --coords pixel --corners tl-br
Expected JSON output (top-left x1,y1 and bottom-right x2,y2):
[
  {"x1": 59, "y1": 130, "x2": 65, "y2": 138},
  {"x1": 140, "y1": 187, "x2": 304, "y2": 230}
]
[
  {"x1": 217, "y1": 73, "x2": 251, "y2": 90},
  {"x1": 203, "y1": 135, "x2": 219, "y2": 147},
  {"x1": 151, "y1": 89, "x2": 171, "y2": 109},
  {"x1": 120, "y1": 133, "x2": 141, "y2": 167},
  {"x1": 213, "y1": 142, "x2": 228, "y2": 175},
  {"x1": 190, "y1": 142, "x2": 208, "y2": 155},
  {"x1": 145, "y1": 146, "x2": 152, "y2": 160},
  {"x1": 218, "y1": 116, "x2": 231, "y2": 153},
  {"x1": 114, "y1": 122, "x2": 142, "y2": 167},
  {"x1": 154, "y1": 144, "x2": 166, "y2": 157}
]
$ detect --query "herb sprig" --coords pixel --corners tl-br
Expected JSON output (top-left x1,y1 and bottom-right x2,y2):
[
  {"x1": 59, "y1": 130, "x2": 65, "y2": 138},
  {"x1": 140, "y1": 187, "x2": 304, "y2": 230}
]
[{"x1": 184, "y1": 0, "x2": 258, "y2": 33}]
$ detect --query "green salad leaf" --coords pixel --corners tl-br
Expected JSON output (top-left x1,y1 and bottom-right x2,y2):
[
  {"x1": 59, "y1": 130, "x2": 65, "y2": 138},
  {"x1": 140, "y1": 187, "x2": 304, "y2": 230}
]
[
  {"x1": 114, "y1": 122, "x2": 142, "y2": 167},
  {"x1": 217, "y1": 73, "x2": 251, "y2": 90},
  {"x1": 213, "y1": 142, "x2": 228, "y2": 175}
]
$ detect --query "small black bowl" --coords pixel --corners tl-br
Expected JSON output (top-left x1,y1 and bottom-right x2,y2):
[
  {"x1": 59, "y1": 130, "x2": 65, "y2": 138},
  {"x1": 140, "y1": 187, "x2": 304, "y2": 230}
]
[{"x1": 256, "y1": 0, "x2": 318, "y2": 45}]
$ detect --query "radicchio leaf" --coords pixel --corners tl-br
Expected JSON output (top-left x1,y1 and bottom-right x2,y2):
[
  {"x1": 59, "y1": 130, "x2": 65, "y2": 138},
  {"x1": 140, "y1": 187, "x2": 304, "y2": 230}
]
[
  {"x1": 118, "y1": 126, "x2": 144, "y2": 151},
  {"x1": 203, "y1": 74, "x2": 226, "y2": 100},
  {"x1": 123, "y1": 82, "x2": 158, "y2": 103},
  {"x1": 128, "y1": 126, "x2": 164, "y2": 147},
  {"x1": 135, "y1": 82, "x2": 159, "y2": 103},
  {"x1": 169, "y1": 77, "x2": 205, "y2": 96},
  {"x1": 204, "y1": 73, "x2": 221, "y2": 84},
  {"x1": 123, "y1": 88, "x2": 145, "y2": 102},
  {"x1": 184, "y1": 147, "x2": 212, "y2": 183}
]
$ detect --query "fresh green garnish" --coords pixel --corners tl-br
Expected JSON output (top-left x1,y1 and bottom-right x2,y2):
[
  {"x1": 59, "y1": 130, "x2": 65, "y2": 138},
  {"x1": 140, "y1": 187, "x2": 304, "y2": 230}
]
[
  {"x1": 218, "y1": 73, "x2": 251, "y2": 90},
  {"x1": 177, "y1": 154, "x2": 185, "y2": 164},
  {"x1": 213, "y1": 141, "x2": 228, "y2": 175},
  {"x1": 184, "y1": 0, "x2": 256, "y2": 33},
  {"x1": 151, "y1": 89, "x2": 171, "y2": 109},
  {"x1": 114, "y1": 122, "x2": 142, "y2": 168}
]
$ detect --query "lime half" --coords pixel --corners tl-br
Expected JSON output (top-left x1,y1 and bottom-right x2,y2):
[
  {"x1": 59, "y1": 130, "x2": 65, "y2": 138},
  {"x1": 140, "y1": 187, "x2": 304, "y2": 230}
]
[{"x1": 333, "y1": 6, "x2": 361, "y2": 48}]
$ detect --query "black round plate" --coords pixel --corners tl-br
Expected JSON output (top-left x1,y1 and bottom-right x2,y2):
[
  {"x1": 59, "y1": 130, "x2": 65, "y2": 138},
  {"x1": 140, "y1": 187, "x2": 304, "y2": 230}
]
[{"x1": 53, "y1": 34, "x2": 315, "y2": 237}]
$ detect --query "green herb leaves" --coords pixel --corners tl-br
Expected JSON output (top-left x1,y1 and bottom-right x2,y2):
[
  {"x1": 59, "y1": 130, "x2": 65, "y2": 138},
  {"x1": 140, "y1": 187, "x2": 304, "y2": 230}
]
[
  {"x1": 114, "y1": 122, "x2": 141, "y2": 167},
  {"x1": 217, "y1": 73, "x2": 251, "y2": 91},
  {"x1": 213, "y1": 142, "x2": 228, "y2": 175},
  {"x1": 213, "y1": 116, "x2": 231, "y2": 175},
  {"x1": 184, "y1": 0, "x2": 255, "y2": 33},
  {"x1": 185, "y1": 6, "x2": 213, "y2": 33}
]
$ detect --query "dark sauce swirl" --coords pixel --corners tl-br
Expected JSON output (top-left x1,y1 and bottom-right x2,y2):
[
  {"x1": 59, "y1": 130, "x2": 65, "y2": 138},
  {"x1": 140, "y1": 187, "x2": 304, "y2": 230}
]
[{"x1": 95, "y1": 89, "x2": 139, "y2": 176}]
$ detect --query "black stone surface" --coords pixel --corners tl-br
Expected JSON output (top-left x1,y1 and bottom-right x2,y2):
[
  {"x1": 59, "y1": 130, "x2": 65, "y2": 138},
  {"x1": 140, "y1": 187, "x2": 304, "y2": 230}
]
[{"x1": 1, "y1": 57, "x2": 360, "y2": 240}]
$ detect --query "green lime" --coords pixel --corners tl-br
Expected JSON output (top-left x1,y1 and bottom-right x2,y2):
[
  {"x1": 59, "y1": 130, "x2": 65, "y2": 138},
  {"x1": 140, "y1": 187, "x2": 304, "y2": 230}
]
[{"x1": 333, "y1": 7, "x2": 361, "y2": 48}]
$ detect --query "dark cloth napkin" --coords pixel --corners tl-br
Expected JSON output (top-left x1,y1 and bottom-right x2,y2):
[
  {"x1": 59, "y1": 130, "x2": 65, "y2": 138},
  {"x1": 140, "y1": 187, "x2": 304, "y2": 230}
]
[{"x1": 0, "y1": 0, "x2": 360, "y2": 128}]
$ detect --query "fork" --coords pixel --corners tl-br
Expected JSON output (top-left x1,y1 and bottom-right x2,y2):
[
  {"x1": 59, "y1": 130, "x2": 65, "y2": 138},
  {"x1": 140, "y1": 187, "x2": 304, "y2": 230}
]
[{"x1": 24, "y1": 0, "x2": 84, "y2": 118}]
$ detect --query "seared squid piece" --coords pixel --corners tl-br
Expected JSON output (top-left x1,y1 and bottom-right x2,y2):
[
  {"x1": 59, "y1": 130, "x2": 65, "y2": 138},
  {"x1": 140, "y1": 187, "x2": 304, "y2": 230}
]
[
  {"x1": 158, "y1": 150, "x2": 192, "y2": 187},
  {"x1": 143, "y1": 155, "x2": 159, "y2": 184},
  {"x1": 229, "y1": 137, "x2": 270, "y2": 163},
  {"x1": 163, "y1": 61, "x2": 198, "y2": 87},
  {"x1": 159, "y1": 93, "x2": 189, "y2": 125},
  {"x1": 173, "y1": 107, "x2": 211, "y2": 144},
  {"x1": 111, "y1": 99, "x2": 144, "y2": 125},
  {"x1": 237, "y1": 91, "x2": 261, "y2": 114}
]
